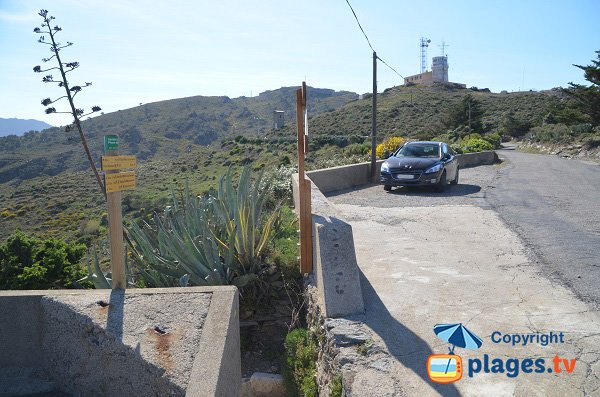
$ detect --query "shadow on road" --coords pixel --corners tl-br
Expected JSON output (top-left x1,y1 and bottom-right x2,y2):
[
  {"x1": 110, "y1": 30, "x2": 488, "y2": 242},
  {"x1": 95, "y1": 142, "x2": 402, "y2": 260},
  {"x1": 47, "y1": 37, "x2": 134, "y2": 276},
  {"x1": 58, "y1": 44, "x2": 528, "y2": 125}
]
[
  {"x1": 359, "y1": 269, "x2": 462, "y2": 396},
  {"x1": 387, "y1": 184, "x2": 481, "y2": 197}
]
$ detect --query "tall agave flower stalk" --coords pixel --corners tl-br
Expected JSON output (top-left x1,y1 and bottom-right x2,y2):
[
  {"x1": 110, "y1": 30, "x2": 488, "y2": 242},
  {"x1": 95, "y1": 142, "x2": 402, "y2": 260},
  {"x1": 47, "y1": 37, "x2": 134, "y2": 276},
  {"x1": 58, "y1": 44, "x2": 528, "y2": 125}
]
[{"x1": 128, "y1": 167, "x2": 280, "y2": 288}]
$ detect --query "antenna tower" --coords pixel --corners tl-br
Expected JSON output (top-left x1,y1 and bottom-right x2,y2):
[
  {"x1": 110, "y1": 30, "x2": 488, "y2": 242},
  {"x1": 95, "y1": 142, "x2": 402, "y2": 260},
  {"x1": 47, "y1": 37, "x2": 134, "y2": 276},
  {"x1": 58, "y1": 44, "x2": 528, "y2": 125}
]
[
  {"x1": 420, "y1": 37, "x2": 431, "y2": 73},
  {"x1": 439, "y1": 41, "x2": 449, "y2": 57}
]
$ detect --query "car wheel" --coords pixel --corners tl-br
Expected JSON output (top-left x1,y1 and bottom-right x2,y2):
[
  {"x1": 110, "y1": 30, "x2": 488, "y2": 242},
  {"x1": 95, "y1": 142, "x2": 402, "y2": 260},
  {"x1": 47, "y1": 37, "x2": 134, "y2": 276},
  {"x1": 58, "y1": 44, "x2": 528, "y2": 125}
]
[
  {"x1": 384, "y1": 185, "x2": 392, "y2": 191},
  {"x1": 435, "y1": 170, "x2": 447, "y2": 192},
  {"x1": 450, "y1": 167, "x2": 459, "y2": 185}
]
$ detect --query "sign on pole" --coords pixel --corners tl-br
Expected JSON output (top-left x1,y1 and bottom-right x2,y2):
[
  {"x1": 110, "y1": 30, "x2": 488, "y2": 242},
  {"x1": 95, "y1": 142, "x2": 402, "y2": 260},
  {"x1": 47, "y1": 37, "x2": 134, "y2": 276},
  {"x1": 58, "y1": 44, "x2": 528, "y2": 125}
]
[
  {"x1": 102, "y1": 155, "x2": 137, "y2": 171},
  {"x1": 103, "y1": 134, "x2": 136, "y2": 289},
  {"x1": 104, "y1": 135, "x2": 119, "y2": 151},
  {"x1": 105, "y1": 171, "x2": 136, "y2": 193}
]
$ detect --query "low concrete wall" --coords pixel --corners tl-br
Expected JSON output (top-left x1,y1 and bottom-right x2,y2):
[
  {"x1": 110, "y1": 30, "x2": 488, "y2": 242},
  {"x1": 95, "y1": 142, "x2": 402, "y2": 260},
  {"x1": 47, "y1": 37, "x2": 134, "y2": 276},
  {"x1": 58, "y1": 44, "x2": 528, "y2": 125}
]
[
  {"x1": 0, "y1": 287, "x2": 240, "y2": 397},
  {"x1": 457, "y1": 150, "x2": 497, "y2": 168},
  {"x1": 305, "y1": 161, "x2": 384, "y2": 194},
  {"x1": 293, "y1": 174, "x2": 365, "y2": 318}
]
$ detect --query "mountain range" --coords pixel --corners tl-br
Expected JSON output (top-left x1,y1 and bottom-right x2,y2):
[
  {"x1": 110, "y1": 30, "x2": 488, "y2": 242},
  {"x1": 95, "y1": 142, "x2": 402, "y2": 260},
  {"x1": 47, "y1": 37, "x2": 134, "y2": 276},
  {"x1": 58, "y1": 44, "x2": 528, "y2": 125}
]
[{"x1": 0, "y1": 118, "x2": 53, "y2": 137}]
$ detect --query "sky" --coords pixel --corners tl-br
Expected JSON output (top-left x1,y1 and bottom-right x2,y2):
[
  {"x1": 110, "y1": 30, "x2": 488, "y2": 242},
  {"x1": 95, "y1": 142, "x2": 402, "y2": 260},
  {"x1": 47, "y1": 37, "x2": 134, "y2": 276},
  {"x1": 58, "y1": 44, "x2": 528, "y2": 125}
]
[{"x1": 1, "y1": 0, "x2": 598, "y2": 126}]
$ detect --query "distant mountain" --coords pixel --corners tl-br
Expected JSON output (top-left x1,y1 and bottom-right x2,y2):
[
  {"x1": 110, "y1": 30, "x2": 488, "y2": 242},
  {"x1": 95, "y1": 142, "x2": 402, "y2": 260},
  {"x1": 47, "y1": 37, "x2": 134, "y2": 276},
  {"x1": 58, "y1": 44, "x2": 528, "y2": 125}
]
[{"x1": 0, "y1": 118, "x2": 53, "y2": 137}]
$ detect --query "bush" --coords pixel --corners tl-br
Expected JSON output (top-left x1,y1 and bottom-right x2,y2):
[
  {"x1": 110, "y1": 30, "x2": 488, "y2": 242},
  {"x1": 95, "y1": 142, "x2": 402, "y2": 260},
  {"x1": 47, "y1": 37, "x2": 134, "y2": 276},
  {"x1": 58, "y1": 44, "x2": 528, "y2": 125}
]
[
  {"x1": 344, "y1": 143, "x2": 370, "y2": 156},
  {"x1": 376, "y1": 136, "x2": 405, "y2": 158},
  {"x1": 461, "y1": 137, "x2": 494, "y2": 153},
  {"x1": 0, "y1": 230, "x2": 87, "y2": 290},
  {"x1": 284, "y1": 328, "x2": 318, "y2": 397},
  {"x1": 482, "y1": 132, "x2": 501, "y2": 149},
  {"x1": 527, "y1": 124, "x2": 572, "y2": 143}
]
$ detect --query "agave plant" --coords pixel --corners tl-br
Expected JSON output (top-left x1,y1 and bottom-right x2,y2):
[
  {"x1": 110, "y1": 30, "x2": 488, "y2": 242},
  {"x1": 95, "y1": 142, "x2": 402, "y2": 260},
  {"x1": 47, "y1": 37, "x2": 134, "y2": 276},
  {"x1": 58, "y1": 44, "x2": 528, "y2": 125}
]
[
  {"x1": 128, "y1": 167, "x2": 280, "y2": 289},
  {"x1": 77, "y1": 245, "x2": 136, "y2": 289}
]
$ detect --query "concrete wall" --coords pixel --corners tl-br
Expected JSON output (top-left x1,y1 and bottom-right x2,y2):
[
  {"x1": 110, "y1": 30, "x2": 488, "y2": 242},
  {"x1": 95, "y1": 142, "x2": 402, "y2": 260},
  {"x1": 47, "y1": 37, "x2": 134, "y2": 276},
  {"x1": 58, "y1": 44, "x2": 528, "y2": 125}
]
[
  {"x1": 0, "y1": 287, "x2": 240, "y2": 397},
  {"x1": 293, "y1": 175, "x2": 365, "y2": 318},
  {"x1": 457, "y1": 150, "x2": 497, "y2": 168}
]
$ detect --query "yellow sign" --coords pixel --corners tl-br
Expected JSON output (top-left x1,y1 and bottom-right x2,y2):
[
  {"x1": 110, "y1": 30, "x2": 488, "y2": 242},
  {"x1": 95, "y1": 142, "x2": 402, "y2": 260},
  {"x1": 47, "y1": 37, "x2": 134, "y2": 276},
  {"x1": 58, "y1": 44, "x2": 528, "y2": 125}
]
[
  {"x1": 105, "y1": 172, "x2": 136, "y2": 193},
  {"x1": 101, "y1": 156, "x2": 136, "y2": 171}
]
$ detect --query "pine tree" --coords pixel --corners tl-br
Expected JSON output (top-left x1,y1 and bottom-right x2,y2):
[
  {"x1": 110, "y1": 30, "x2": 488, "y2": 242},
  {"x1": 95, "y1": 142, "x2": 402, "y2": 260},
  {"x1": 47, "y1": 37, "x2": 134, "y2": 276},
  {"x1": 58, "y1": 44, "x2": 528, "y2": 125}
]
[{"x1": 564, "y1": 50, "x2": 600, "y2": 126}]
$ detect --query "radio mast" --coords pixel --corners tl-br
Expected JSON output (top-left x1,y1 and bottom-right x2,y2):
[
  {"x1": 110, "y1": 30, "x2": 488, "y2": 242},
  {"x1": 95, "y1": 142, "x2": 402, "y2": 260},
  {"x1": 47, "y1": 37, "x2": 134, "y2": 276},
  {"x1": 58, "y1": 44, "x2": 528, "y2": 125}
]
[{"x1": 420, "y1": 37, "x2": 431, "y2": 73}]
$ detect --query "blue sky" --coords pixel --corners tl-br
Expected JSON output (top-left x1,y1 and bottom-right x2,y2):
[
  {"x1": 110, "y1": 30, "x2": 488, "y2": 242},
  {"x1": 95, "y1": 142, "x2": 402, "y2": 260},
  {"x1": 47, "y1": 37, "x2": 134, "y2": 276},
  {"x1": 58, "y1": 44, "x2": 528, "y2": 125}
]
[{"x1": 1, "y1": 0, "x2": 598, "y2": 126}]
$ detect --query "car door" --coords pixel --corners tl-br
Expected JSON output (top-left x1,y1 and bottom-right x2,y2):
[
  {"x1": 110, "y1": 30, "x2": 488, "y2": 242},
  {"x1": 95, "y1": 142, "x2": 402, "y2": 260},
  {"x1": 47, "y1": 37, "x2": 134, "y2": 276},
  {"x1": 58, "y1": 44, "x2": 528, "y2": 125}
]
[{"x1": 442, "y1": 144, "x2": 457, "y2": 180}]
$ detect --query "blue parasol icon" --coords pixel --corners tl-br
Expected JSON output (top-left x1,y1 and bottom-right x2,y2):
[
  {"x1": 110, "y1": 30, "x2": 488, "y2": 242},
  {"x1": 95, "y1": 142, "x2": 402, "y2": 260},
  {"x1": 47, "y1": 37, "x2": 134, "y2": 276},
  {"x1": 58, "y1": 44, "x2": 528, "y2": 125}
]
[
  {"x1": 433, "y1": 323, "x2": 483, "y2": 375},
  {"x1": 434, "y1": 323, "x2": 483, "y2": 354}
]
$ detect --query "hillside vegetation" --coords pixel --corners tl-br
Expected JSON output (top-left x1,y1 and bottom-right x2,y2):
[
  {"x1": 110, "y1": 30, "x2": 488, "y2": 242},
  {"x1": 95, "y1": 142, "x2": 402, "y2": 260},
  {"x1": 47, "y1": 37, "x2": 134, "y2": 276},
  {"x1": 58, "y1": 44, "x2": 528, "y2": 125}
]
[{"x1": 0, "y1": 83, "x2": 589, "y2": 242}]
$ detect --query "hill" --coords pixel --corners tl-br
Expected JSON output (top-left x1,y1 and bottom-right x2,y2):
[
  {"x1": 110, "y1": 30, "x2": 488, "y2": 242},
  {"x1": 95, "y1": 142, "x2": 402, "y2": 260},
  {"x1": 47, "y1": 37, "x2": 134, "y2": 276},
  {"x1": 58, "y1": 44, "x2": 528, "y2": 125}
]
[
  {"x1": 0, "y1": 118, "x2": 53, "y2": 137},
  {"x1": 0, "y1": 83, "x2": 568, "y2": 242}
]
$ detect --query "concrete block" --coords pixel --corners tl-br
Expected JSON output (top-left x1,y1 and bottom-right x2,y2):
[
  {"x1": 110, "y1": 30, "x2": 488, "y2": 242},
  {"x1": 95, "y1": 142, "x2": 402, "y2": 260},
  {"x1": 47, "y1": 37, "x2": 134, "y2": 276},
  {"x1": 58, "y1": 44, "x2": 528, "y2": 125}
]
[
  {"x1": 293, "y1": 174, "x2": 365, "y2": 318},
  {"x1": 250, "y1": 372, "x2": 286, "y2": 397}
]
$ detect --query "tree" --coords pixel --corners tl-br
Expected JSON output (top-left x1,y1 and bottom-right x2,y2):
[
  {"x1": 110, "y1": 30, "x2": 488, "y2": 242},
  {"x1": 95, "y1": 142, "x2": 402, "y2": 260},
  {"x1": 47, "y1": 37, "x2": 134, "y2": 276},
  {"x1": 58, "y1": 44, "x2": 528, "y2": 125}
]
[
  {"x1": 564, "y1": 50, "x2": 600, "y2": 126},
  {"x1": 0, "y1": 231, "x2": 87, "y2": 290},
  {"x1": 445, "y1": 94, "x2": 485, "y2": 134},
  {"x1": 32, "y1": 9, "x2": 105, "y2": 196}
]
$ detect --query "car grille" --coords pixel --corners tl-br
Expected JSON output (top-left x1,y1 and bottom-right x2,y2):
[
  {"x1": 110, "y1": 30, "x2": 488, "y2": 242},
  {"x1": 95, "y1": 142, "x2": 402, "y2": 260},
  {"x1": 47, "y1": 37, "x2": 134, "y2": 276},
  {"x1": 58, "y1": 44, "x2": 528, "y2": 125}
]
[{"x1": 388, "y1": 168, "x2": 421, "y2": 176}]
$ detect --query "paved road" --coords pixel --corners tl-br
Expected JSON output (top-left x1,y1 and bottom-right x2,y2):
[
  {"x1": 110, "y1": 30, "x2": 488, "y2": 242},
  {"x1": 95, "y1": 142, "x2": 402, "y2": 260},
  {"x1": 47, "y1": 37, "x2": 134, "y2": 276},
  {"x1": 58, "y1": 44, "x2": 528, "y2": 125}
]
[{"x1": 487, "y1": 147, "x2": 600, "y2": 309}]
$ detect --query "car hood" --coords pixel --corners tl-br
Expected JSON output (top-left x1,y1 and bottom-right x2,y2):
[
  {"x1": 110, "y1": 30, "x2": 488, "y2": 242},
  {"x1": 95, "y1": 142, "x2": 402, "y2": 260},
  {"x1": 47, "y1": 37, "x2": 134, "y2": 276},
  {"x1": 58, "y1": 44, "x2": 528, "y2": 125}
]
[{"x1": 384, "y1": 157, "x2": 440, "y2": 171}]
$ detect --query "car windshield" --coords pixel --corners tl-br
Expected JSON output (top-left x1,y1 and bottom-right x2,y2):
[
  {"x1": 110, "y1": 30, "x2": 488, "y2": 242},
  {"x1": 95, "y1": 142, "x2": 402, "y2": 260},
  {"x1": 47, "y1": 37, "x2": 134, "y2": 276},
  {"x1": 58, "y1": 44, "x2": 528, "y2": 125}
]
[{"x1": 394, "y1": 144, "x2": 440, "y2": 159}]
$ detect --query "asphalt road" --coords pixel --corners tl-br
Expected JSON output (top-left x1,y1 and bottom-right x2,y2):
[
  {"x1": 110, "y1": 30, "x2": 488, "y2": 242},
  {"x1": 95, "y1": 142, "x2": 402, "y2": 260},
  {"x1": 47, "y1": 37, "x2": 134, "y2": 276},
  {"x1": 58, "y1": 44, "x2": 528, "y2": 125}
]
[{"x1": 487, "y1": 146, "x2": 600, "y2": 309}]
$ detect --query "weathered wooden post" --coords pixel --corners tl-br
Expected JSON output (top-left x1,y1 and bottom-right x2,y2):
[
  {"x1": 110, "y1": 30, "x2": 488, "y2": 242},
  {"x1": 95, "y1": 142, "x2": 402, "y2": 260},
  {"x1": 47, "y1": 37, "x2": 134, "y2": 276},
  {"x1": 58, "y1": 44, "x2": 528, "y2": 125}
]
[
  {"x1": 102, "y1": 135, "x2": 136, "y2": 289},
  {"x1": 296, "y1": 82, "x2": 313, "y2": 274}
]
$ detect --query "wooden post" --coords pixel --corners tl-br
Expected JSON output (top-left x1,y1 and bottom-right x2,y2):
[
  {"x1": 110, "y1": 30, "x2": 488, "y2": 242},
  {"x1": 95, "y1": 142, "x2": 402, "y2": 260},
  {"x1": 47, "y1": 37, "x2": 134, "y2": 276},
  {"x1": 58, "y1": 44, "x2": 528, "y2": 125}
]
[
  {"x1": 104, "y1": 138, "x2": 126, "y2": 289},
  {"x1": 296, "y1": 82, "x2": 312, "y2": 274}
]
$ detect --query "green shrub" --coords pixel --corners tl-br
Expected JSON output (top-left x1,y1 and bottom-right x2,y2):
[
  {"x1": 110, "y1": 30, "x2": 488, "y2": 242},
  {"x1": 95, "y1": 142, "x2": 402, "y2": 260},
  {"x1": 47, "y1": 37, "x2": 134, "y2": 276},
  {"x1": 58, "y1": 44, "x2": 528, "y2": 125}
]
[
  {"x1": 284, "y1": 328, "x2": 318, "y2": 397},
  {"x1": 461, "y1": 137, "x2": 494, "y2": 153},
  {"x1": 0, "y1": 230, "x2": 87, "y2": 290},
  {"x1": 344, "y1": 143, "x2": 370, "y2": 156},
  {"x1": 528, "y1": 123, "x2": 572, "y2": 143},
  {"x1": 330, "y1": 375, "x2": 343, "y2": 397},
  {"x1": 482, "y1": 132, "x2": 501, "y2": 149}
]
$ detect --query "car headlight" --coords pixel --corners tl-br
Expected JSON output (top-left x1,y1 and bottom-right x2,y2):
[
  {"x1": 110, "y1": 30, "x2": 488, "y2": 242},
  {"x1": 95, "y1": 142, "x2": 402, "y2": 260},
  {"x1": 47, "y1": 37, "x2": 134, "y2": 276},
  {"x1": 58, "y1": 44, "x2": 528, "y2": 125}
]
[
  {"x1": 381, "y1": 162, "x2": 389, "y2": 172},
  {"x1": 425, "y1": 163, "x2": 443, "y2": 173}
]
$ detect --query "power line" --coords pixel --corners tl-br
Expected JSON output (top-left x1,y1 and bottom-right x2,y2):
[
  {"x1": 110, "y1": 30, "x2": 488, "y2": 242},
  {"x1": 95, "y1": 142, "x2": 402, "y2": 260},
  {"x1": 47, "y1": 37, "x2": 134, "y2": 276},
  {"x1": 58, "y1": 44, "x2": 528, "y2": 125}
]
[
  {"x1": 344, "y1": 0, "x2": 404, "y2": 80},
  {"x1": 377, "y1": 55, "x2": 405, "y2": 79},
  {"x1": 344, "y1": 0, "x2": 375, "y2": 53}
]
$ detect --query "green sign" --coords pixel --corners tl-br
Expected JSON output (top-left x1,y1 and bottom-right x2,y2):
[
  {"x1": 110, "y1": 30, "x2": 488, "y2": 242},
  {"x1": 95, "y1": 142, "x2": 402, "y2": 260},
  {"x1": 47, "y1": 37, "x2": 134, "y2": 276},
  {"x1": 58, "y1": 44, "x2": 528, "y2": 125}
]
[{"x1": 104, "y1": 135, "x2": 118, "y2": 151}]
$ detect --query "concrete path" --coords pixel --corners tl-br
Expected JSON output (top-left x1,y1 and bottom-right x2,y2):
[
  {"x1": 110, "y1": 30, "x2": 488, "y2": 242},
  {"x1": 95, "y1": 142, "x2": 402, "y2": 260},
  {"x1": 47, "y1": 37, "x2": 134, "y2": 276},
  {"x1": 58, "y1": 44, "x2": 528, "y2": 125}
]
[{"x1": 329, "y1": 165, "x2": 600, "y2": 396}]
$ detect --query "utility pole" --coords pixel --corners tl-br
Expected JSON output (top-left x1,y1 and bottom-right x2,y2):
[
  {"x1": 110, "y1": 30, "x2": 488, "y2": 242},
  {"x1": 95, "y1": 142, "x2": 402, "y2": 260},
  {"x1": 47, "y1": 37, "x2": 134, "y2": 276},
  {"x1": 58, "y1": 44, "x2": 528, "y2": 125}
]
[
  {"x1": 468, "y1": 100, "x2": 472, "y2": 134},
  {"x1": 371, "y1": 51, "x2": 377, "y2": 178}
]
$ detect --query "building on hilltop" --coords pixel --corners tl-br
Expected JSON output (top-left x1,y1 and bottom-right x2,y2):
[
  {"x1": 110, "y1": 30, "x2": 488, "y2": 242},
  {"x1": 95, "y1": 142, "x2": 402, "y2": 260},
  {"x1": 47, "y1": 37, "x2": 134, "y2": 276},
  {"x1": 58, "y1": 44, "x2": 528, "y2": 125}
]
[
  {"x1": 273, "y1": 110, "x2": 285, "y2": 129},
  {"x1": 404, "y1": 54, "x2": 465, "y2": 88}
]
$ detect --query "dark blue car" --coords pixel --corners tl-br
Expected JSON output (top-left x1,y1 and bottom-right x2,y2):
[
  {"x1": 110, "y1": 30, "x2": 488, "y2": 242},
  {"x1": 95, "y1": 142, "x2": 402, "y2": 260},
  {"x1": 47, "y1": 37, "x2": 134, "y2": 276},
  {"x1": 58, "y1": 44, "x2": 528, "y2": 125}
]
[{"x1": 380, "y1": 141, "x2": 459, "y2": 192}]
